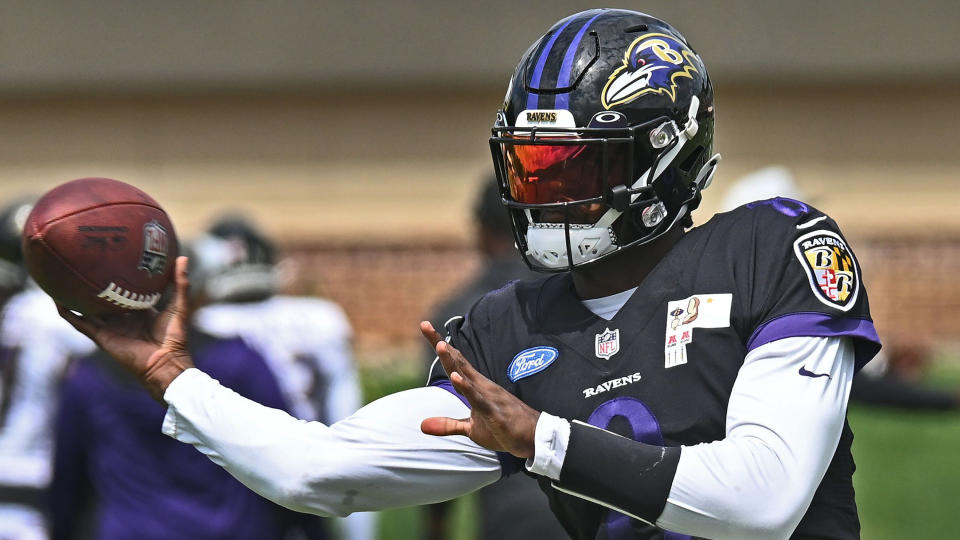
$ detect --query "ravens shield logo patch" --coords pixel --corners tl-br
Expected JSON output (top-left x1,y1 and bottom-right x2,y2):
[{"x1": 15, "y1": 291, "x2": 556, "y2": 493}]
[{"x1": 793, "y1": 230, "x2": 860, "y2": 311}]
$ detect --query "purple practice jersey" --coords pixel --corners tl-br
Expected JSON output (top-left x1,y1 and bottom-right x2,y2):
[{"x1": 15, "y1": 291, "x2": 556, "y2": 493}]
[
  {"x1": 429, "y1": 200, "x2": 881, "y2": 540},
  {"x1": 51, "y1": 331, "x2": 325, "y2": 540}
]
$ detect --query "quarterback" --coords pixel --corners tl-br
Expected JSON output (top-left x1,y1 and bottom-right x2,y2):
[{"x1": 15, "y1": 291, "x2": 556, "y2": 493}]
[{"x1": 61, "y1": 9, "x2": 880, "y2": 540}]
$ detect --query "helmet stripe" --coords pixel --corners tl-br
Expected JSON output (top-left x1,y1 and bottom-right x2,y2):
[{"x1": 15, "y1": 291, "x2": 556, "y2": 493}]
[
  {"x1": 554, "y1": 10, "x2": 604, "y2": 111},
  {"x1": 526, "y1": 15, "x2": 578, "y2": 110}
]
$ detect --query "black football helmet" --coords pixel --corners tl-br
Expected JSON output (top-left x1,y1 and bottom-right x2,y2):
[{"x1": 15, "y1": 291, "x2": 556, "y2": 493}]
[
  {"x1": 188, "y1": 215, "x2": 278, "y2": 303},
  {"x1": 490, "y1": 8, "x2": 720, "y2": 271},
  {"x1": 0, "y1": 196, "x2": 36, "y2": 295}
]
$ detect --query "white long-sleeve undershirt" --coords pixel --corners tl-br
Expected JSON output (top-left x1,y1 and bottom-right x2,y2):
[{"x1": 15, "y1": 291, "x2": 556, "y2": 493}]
[
  {"x1": 162, "y1": 335, "x2": 853, "y2": 538},
  {"x1": 659, "y1": 336, "x2": 854, "y2": 539},
  {"x1": 162, "y1": 381, "x2": 500, "y2": 516}
]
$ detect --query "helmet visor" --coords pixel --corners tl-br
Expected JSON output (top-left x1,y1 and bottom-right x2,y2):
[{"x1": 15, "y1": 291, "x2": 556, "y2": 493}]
[{"x1": 501, "y1": 138, "x2": 630, "y2": 224}]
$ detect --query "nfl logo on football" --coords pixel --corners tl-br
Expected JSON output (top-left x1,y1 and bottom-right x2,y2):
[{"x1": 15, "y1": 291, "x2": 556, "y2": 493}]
[
  {"x1": 139, "y1": 220, "x2": 169, "y2": 276},
  {"x1": 595, "y1": 328, "x2": 620, "y2": 360}
]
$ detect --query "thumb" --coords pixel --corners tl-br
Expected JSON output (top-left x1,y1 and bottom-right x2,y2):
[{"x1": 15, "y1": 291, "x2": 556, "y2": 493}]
[
  {"x1": 421, "y1": 416, "x2": 471, "y2": 437},
  {"x1": 160, "y1": 256, "x2": 191, "y2": 345}
]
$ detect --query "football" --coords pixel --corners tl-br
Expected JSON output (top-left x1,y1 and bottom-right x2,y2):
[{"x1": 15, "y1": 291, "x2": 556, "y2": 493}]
[{"x1": 22, "y1": 177, "x2": 178, "y2": 315}]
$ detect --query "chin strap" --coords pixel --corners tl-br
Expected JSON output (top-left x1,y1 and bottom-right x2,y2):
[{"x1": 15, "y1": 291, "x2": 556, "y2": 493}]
[{"x1": 694, "y1": 153, "x2": 722, "y2": 192}]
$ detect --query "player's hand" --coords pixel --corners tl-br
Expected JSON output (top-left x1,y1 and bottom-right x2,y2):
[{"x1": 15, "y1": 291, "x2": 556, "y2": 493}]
[
  {"x1": 58, "y1": 256, "x2": 195, "y2": 402},
  {"x1": 419, "y1": 321, "x2": 540, "y2": 458}
]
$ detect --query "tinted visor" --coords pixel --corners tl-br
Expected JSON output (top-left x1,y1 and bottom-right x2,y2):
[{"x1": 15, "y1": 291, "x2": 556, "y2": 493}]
[{"x1": 501, "y1": 138, "x2": 630, "y2": 224}]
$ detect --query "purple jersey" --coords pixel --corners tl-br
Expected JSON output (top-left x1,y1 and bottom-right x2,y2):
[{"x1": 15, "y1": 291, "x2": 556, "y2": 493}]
[
  {"x1": 51, "y1": 331, "x2": 325, "y2": 540},
  {"x1": 430, "y1": 201, "x2": 880, "y2": 540}
]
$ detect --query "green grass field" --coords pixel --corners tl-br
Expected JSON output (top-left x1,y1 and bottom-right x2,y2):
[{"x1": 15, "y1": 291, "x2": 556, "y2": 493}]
[
  {"x1": 851, "y1": 363, "x2": 960, "y2": 539},
  {"x1": 360, "y1": 360, "x2": 960, "y2": 539}
]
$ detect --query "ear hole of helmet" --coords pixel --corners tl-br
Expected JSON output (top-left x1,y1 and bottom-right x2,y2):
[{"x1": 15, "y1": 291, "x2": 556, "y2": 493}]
[{"x1": 678, "y1": 145, "x2": 705, "y2": 175}]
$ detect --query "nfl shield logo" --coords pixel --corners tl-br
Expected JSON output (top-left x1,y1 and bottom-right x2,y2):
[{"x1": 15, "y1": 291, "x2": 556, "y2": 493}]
[
  {"x1": 595, "y1": 328, "x2": 620, "y2": 360},
  {"x1": 138, "y1": 220, "x2": 169, "y2": 276}
]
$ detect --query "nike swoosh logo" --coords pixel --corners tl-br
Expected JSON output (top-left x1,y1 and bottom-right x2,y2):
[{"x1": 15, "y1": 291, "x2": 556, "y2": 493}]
[
  {"x1": 799, "y1": 366, "x2": 831, "y2": 379},
  {"x1": 797, "y1": 216, "x2": 828, "y2": 229}
]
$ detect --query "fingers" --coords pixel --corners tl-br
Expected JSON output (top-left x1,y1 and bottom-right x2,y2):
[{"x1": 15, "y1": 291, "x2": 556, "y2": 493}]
[
  {"x1": 435, "y1": 341, "x2": 465, "y2": 383},
  {"x1": 419, "y1": 320, "x2": 443, "y2": 349},
  {"x1": 420, "y1": 319, "x2": 491, "y2": 410},
  {"x1": 420, "y1": 416, "x2": 471, "y2": 438},
  {"x1": 161, "y1": 256, "x2": 191, "y2": 345},
  {"x1": 437, "y1": 340, "x2": 482, "y2": 382},
  {"x1": 174, "y1": 256, "x2": 190, "y2": 304},
  {"x1": 420, "y1": 320, "x2": 469, "y2": 380},
  {"x1": 56, "y1": 304, "x2": 101, "y2": 343},
  {"x1": 448, "y1": 370, "x2": 472, "y2": 398},
  {"x1": 440, "y1": 345, "x2": 492, "y2": 413}
]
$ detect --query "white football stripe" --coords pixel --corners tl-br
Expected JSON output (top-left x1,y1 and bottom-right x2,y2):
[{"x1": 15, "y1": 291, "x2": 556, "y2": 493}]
[{"x1": 97, "y1": 282, "x2": 161, "y2": 310}]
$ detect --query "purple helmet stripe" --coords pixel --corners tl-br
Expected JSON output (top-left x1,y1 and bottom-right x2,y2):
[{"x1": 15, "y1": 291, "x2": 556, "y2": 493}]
[
  {"x1": 554, "y1": 10, "x2": 604, "y2": 110},
  {"x1": 526, "y1": 15, "x2": 578, "y2": 110}
]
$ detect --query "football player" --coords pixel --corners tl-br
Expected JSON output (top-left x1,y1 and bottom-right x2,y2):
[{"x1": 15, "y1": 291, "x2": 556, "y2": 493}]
[
  {"x1": 189, "y1": 215, "x2": 373, "y2": 540},
  {"x1": 0, "y1": 197, "x2": 95, "y2": 540},
  {"x1": 60, "y1": 9, "x2": 881, "y2": 540}
]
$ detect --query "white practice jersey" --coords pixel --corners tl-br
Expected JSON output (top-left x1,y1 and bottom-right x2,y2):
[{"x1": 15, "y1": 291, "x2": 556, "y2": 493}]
[
  {"x1": 0, "y1": 288, "x2": 94, "y2": 487},
  {"x1": 194, "y1": 295, "x2": 360, "y2": 424},
  {"x1": 193, "y1": 295, "x2": 372, "y2": 540},
  {"x1": 0, "y1": 287, "x2": 94, "y2": 539}
]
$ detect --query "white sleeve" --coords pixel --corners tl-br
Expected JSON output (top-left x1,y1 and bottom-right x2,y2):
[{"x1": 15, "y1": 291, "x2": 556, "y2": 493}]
[
  {"x1": 318, "y1": 341, "x2": 374, "y2": 539},
  {"x1": 319, "y1": 336, "x2": 363, "y2": 424},
  {"x1": 161, "y1": 369, "x2": 501, "y2": 517},
  {"x1": 657, "y1": 336, "x2": 855, "y2": 539}
]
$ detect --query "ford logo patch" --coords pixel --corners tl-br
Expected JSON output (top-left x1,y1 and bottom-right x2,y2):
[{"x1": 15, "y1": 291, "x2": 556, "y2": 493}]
[{"x1": 507, "y1": 346, "x2": 558, "y2": 382}]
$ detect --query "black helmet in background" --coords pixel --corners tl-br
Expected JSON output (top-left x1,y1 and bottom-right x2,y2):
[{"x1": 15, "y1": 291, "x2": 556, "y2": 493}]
[
  {"x1": 0, "y1": 197, "x2": 36, "y2": 296},
  {"x1": 188, "y1": 215, "x2": 278, "y2": 304}
]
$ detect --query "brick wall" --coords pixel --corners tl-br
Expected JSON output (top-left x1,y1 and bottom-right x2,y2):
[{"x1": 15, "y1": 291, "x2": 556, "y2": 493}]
[
  {"x1": 283, "y1": 237, "x2": 960, "y2": 361},
  {"x1": 857, "y1": 237, "x2": 960, "y2": 350},
  {"x1": 283, "y1": 242, "x2": 481, "y2": 356}
]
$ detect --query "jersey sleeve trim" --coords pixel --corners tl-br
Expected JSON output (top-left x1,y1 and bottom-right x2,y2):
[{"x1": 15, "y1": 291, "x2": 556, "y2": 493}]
[
  {"x1": 747, "y1": 312, "x2": 880, "y2": 371},
  {"x1": 428, "y1": 379, "x2": 524, "y2": 478},
  {"x1": 429, "y1": 379, "x2": 469, "y2": 408}
]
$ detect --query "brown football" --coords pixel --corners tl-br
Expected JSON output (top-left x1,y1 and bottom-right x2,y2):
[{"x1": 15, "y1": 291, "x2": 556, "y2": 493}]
[{"x1": 22, "y1": 177, "x2": 178, "y2": 315}]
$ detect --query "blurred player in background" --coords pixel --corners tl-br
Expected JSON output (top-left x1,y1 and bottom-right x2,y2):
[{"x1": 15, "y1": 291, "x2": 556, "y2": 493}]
[
  {"x1": 852, "y1": 345, "x2": 960, "y2": 410},
  {"x1": 422, "y1": 178, "x2": 563, "y2": 540},
  {"x1": 189, "y1": 215, "x2": 373, "y2": 540},
  {"x1": 0, "y1": 197, "x2": 94, "y2": 540},
  {"x1": 50, "y1": 251, "x2": 326, "y2": 540}
]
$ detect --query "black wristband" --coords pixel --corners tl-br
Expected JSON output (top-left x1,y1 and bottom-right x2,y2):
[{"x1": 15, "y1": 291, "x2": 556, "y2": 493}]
[{"x1": 556, "y1": 420, "x2": 680, "y2": 524}]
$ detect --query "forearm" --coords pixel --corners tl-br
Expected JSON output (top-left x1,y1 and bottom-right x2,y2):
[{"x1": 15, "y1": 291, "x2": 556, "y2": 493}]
[
  {"x1": 162, "y1": 369, "x2": 501, "y2": 516},
  {"x1": 550, "y1": 419, "x2": 681, "y2": 522}
]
